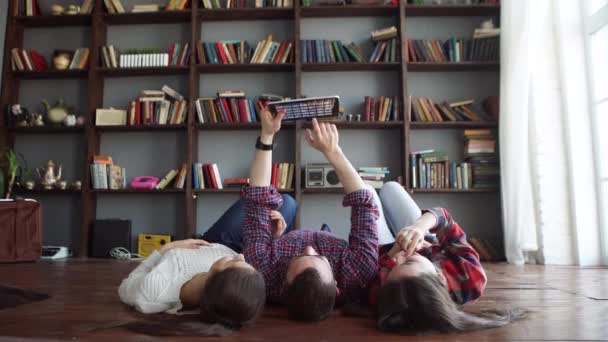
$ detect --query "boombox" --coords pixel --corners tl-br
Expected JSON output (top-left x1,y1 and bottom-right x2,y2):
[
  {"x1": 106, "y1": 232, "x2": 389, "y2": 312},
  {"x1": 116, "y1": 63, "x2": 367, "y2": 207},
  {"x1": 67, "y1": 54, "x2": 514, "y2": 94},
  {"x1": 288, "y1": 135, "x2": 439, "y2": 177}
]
[
  {"x1": 138, "y1": 234, "x2": 172, "y2": 257},
  {"x1": 305, "y1": 163, "x2": 342, "y2": 188}
]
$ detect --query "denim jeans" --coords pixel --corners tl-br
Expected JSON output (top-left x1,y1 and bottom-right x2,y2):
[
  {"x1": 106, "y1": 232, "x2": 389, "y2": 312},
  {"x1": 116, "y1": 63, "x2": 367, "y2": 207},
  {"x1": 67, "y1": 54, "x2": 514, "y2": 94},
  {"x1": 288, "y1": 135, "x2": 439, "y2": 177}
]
[{"x1": 200, "y1": 194, "x2": 297, "y2": 253}]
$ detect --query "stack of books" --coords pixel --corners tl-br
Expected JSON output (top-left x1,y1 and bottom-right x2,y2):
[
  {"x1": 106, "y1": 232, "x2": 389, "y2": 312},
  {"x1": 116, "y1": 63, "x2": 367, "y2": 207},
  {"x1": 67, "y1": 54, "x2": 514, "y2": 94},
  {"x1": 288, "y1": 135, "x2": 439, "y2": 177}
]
[
  {"x1": 271, "y1": 163, "x2": 295, "y2": 190},
  {"x1": 131, "y1": 4, "x2": 161, "y2": 12},
  {"x1": 157, "y1": 164, "x2": 188, "y2": 189},
  {"x1": 100, "y1": 43, "x2": 188, "y2": 68},
  {"x1": 127, "y1": 85, "x2": 188, "y2": 126},
  {"x1": 300, "y1": 40, "x2": 364, "y2": 64},
  {"x1": 10, "y1": 48, "x2": 47, "y2": 71},
  {"x1": 197, "y1": 38, "x2": 293, "y2": 64},
  {"x1": 358, "y1": 167, "x2": 389, "y2": 189},
  {"x1": 370, "y1": 26, "x2": 400, "y2": 63},
  {"x1": 90, "y1": 155, "x2": 126, "y2": 190},
  {"x1": 192, "y1": 163, "x2": 223, "y2": 189},
  {"x1": 224, "y1": 177, "x2": 250, "y2": 188},
  {"x1": 470, "y1": 24, "x2": 500, "y2": 62},
  {"x1": 464, "y1": 129, "x2": 499, "y2": 189},
  {"x1": 363, "y1": 96, "x2": 402, "y2": 122},
  {"x1": 409, "y1": 97, "x2": 484, "y2": 122},
  {"x1": 196, "y1": 92, "x2": 285, "y2": 124},
  {"x1": 410, "y1": 150, "x2": 473, "y2": 190},
  {"x1": 200, "y1": 0, "x2": 293, "y2": 8}
]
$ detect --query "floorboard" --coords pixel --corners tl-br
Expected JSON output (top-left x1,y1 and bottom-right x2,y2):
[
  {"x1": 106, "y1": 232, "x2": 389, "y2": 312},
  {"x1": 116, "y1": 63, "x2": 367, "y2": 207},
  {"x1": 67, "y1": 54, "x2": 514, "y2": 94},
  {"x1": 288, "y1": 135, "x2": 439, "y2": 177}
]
[{"x1": 0, "y1": 261, "x2": 606, "y2": 341}]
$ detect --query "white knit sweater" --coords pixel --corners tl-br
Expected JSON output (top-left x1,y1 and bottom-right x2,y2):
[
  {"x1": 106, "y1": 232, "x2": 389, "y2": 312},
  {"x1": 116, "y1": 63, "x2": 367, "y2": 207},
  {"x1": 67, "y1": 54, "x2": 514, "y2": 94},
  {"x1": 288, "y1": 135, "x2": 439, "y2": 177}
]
[{"x1": 118, "y1": 244, "x2": 237, "y2": 314}]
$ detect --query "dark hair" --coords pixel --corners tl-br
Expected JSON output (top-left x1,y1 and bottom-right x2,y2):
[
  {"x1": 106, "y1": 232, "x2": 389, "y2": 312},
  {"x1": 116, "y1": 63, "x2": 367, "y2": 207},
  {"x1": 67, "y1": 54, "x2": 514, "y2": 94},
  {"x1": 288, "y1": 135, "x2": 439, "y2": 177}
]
[
  {"x1": 285, "y1": 268, "x2": 336, "y2": 321},
  {"x1": 376, "y1": 273, "x2": 526, "y2": 334},
  {"x1": 125, "y1": 267, "x2": 266, "y2": 337}
]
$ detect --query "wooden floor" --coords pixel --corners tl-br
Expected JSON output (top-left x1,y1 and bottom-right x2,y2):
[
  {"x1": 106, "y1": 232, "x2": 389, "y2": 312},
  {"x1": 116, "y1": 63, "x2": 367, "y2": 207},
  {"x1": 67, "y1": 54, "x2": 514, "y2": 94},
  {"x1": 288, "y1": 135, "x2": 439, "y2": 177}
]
[{"x1": 0, "y1": 261, "x2": 607, "y2": 341}]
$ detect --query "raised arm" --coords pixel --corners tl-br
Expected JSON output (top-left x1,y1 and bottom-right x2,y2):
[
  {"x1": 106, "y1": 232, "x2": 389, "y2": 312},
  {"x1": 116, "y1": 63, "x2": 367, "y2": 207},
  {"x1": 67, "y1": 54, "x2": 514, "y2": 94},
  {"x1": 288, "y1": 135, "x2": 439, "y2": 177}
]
[{"x1": 250, "y1": 107, "x2": 284, "y2": 186}]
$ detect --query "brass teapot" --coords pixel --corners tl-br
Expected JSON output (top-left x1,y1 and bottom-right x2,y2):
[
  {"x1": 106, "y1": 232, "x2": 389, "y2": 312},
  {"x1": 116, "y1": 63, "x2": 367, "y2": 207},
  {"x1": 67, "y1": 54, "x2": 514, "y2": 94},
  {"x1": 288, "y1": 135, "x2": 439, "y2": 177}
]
[{"x1": 36, "y1": 160, "x2": 62, "y2": 190}]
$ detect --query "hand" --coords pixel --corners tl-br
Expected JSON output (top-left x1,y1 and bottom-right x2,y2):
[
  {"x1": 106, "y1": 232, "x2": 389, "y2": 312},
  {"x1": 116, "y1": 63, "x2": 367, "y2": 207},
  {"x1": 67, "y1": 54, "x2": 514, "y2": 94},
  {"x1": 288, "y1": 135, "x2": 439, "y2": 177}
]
[
  {"x1": 260, "y1": 107, "x2": 286, "y2": 139},
  {"x1": 159, "y1": 239, "x2": 210, "y2": 255},
  {"x1": 305, "y1": 118, "x2": 341, "y2": 156},
  {"x1": 395, "y1": 226, "x2": 428, "y2": 257},
  {"x1": 270, "y1": 210, "x2": 287, "y2": 239}
]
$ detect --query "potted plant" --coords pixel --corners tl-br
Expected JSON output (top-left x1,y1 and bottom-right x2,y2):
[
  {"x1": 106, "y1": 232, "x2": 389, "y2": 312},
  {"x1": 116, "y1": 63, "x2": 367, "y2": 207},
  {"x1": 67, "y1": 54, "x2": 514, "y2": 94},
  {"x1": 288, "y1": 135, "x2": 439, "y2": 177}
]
[{"x1": 0, "y1": 146, "x2": 18, "y2": 199}]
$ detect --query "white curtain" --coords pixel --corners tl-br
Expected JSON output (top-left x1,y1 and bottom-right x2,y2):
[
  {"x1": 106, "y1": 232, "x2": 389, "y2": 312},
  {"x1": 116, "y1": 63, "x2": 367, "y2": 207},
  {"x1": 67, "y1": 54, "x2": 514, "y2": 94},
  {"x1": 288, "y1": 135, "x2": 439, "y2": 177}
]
[{"x1": 500, "y1": 0, "x2": 603, "y2": 265}]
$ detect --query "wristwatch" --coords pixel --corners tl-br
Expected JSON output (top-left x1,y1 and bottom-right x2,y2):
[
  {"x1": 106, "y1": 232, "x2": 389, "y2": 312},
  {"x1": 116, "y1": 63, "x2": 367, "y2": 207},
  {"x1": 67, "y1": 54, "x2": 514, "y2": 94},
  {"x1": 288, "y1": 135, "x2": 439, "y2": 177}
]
[{"x1": 255, "y1": 136, "x2": 275, "y2": 151}]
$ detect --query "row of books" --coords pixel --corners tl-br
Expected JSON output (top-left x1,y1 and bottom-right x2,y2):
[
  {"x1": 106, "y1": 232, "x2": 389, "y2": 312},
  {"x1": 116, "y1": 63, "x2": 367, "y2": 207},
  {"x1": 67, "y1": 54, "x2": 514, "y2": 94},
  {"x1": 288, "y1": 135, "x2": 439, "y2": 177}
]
[
  {"x1": 363, "y1": 96, "x2": 402, "y2": 122},
  {"x1": 271, "y1": 163, "x2": 295, "y2": 190},
  {"x1": 410, "y1": 151, "x2": 474, "y2": 190},
  {"x1": 301, "y1": 40, "x2": 364, "y2": 64},
  {"x1": 409, "y1": 97, "x2": 484, "y2": 122},
  {"x1": 405, "y1": 36, "x2": 498, "y2": 63},
  {"x1": 193, "y1": 163, "x2": 224, "y2": 189},
  {"x1": 201, "y1": 0, "x2": 293, "y2": 8},
  {"x1": 197, "y1": 38, "x2": 293, "y2": 65},
  {"x1": 195, "y1": 92, "x2": 282, "y2": 124},
  {"x1": 127, "y1": 99, "x2": 188, "y2": 126},
  {"x1": 369, "y1": 38, "x2": 400, "y2": 63},
  {"x1": 464, "y1": 129, "x2": 498, "y2": 189},
  {"x1": 90, "y1": 156, "x2": 126, "y2": 190},
  {"x1": 10, "y1": 48, "x2": 47, "y2": 71},
  {"x1": 104, "y1": 0, "x2": 189, "y2": 13},
  {"x1": 100, "y1": 44, "x2": 189, "y2": 68},
  {"x1": 358, "y1": 167, "x2": 389, "y2": 189}
]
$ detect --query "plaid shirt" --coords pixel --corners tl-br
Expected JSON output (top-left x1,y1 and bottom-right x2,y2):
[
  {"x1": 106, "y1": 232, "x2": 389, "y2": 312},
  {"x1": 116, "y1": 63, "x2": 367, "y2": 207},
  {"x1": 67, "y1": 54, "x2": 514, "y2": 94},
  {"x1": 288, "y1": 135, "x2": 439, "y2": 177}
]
[
  {"x1": 242, "y1": 186, "x2": 379, "y2": 303},
  {"x1": 369, "y1": 208, "x2": 487, "y2": 306}
]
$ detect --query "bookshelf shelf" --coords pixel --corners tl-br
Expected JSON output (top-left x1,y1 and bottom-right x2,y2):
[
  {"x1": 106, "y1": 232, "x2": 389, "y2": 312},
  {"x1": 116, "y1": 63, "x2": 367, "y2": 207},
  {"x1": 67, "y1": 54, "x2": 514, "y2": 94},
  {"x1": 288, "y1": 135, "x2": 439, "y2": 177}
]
[
  {"x1": 15, "y1": 15, "x2": 91, "y2": 27},
  {"x1": 410, "y1": 121, "x2": 498, "y2": 129},
  {"x1": 197, "y1": 122, "x2": 295, "y2": 130},
  {"x1": 104, "y1": 11, "x2": 192, "y2": 25},
  {"x1": 301, "y1": 121, "x2": 403, "y2": 129},
  {"x1": 302, "y1": 62, "x2": 400, "y2": 72},
  {"x1": 199, "y1": 8, "x2": 294, "y2": 21},
  {"x1": 405, "y1": 4, "x2": 500, "y2": 17},
  {"x1": 195, "y1": 188, "x2": 295, "y2": 193},
  {"x1": 8, "y1": 126, "x2": 85, "y2": 133},
  {"x1": 95, "y1": 124, "x2": 187, "y2": 132},
  {"x1": 12, "y1": 69, "x2": 88, "y2": 79},
  {"x1": 198, "y1": 63, "x2": 295, "y2": 74},
  {"x1": 15, "y1": 188, "x2": 82, "y2": 194},
  {"x1": 98, "y1": 66, "x2": 190, "y2": 77},
  {"x1": 407, "y1": 62, "x2": 499, "y2": 72},
  {"x1": 411, "y1": 188, "x2": 499, "y2": 194},
  {"x1": 93, "y1": 189, "x2": 185, "y2": 193},
  {"x1": 301, "y1": 5, "x2": 397, "y2": 17}
]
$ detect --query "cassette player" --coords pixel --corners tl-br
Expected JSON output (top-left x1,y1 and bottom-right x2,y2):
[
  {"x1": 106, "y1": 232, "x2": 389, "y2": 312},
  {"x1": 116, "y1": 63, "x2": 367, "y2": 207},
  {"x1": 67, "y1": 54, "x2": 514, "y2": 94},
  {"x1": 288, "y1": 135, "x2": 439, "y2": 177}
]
[{"x1": 305, "y1": 163, "x2": 342, "y2": 188}]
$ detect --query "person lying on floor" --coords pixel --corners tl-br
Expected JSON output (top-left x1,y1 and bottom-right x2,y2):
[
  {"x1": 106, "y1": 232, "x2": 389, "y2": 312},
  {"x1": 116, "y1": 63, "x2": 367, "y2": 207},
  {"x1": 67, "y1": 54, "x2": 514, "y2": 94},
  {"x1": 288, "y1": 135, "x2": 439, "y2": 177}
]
[
  {"x1": 241, "y1": 108, "x2": 379, "y2": 321},
  {"x1": 363, "y1": 182, "x2": 524, "y2": 334},
  {"x1": 118, "y1": 193, "x2": 296, "y2": 336}
]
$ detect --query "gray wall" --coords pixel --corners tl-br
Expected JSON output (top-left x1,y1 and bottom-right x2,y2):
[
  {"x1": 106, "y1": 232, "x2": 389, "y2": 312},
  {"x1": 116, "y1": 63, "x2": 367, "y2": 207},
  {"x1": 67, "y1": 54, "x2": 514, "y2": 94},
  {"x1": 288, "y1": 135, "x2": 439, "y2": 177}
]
[{"x1": 1, "y1": 11, "x2": 503, "y2": 254}]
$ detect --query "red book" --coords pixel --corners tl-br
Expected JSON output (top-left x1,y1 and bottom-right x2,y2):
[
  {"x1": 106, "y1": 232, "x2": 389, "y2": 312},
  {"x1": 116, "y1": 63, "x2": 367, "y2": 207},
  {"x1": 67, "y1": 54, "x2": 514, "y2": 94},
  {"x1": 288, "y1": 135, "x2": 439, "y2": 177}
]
[
  {"x1": 202, "y1": 164, "x2": 211, "y2": 188},
  {"x1": 216, "y1": 42, "x2": 228, "y2": 64},
  {"x1": 227, "y1": 44, "x2": 238, "y2": 65},
  {"x1": 208, "y1": 164, "x2": 219, "y2": 189},
  {"x1": 224, "y1": 177, "x2": 249, "y2": 185},
  {"x1": 229, "y1": 98, "x2": 240, "y2": 123},
  {"x1": 272, "y1": 163, "x2": 279, "y2": 188},
  {"x1": 238, "y1": 98, "x2": 249, "y2": 122},
  {"x1": 168, "y1": 43, "x2": 176, "y2": 65},
  {"x1": 220, "y1": 98, "x2": 234, "y2": 123},
  {"x1": 135, "y1": 101, "x2": 141, "y2": 125},
  {"x1": 28, "y1": 50, "x2": 47, "y2": 71},
  {"x1": 408, "y1": 39, "x2": 417, "y2": 62},
  {"x1": 370, "y1": 97, "x2": 376, "y2": 122},
  {"x1": 272, "y1": 41, "x2": 287, "y2": 64},
  {"x1": 176, "y1": 45, "x2": 186, "y2": 66},
  {"x1": 33, "y1": 0, "x2": 41, "y2": 16},
  {"x1": 364, "y1": 96, "x2": 371, "y2": 121}
]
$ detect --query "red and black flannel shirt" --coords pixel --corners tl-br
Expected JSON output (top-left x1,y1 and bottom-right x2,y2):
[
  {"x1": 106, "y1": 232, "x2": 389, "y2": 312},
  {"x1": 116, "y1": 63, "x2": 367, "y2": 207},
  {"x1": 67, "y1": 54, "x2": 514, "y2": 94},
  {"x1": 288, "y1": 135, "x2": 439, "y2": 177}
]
[
  {"x1": 242, "y1": 186, "x2": 379, "y2": 303},
  {"x1": 369, "y1": 208, "x2": 487, "y2": 306}
]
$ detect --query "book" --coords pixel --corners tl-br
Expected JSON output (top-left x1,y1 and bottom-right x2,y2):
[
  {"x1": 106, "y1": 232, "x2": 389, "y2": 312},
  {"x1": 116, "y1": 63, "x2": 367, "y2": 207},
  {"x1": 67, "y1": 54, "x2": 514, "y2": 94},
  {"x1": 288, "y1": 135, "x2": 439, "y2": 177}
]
[
  {"x1": 371, "y1": 26, "x2": 398, "y2": 41},
  {"x1": 301, "y1": 40, "x2": 361, "y2": 63}
]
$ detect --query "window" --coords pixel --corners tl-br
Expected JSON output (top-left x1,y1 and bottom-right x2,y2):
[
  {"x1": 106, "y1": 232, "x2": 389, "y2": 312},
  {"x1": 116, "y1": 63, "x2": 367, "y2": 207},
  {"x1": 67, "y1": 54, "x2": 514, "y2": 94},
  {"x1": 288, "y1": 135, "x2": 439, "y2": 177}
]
[{"x1": 583, "y1": 1, "x2": 608, "y2": 263}]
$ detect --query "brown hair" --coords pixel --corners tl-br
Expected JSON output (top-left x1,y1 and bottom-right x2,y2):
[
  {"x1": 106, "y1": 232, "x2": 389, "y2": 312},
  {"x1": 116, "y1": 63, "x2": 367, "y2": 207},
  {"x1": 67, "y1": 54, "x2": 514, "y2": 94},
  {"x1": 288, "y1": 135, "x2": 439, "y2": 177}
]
[
  {"x1": 376, "y1": 273, "x2": 526, "y2": 334},
  {"x1": 285, "y1": 268, "x2": 336, "y2": 321},
  {"x1": 125, "y1": 267, "x2": 266, "y2": 337}
]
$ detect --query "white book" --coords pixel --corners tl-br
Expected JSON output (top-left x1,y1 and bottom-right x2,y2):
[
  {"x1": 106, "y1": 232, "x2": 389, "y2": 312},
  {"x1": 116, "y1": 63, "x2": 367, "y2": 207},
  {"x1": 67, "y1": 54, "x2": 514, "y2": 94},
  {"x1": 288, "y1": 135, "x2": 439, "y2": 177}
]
[
  {"x1": 162, "y1": 85, "x2": 184, "y2": 101},
  {"x1": 250, "y1": 41, "x2": 263, "y2": 64},
  {"x1": 159, "y1": 100, "x2": 171, "y2": 124},
  {"x1": 109, "y1": 45, "x2": 118, "y2": 68},
  {"x1": 154, "y1": 54, "x2": 160, "y2": 66},
  {"x1": 212, "y1": 164, "x2": 223, "y2": 189},
  {"x1": 119, "y1": 54, "x2": 124, "y2": 68},
  {"x1": 255, "y1": 0, "x2": 262, "y2": 8},
  {"x1": 195, "y1": 99, "x2": 204, "y2": 124},
  {"x1": 156, "y1": 169, "x2": 178, "y2": 189},
  {"x1": 162, "y1": 53, "x2": 169, "y2": 66},
  {"x1": 68, "y1": 49, "x2": 81, "y2": 69}
]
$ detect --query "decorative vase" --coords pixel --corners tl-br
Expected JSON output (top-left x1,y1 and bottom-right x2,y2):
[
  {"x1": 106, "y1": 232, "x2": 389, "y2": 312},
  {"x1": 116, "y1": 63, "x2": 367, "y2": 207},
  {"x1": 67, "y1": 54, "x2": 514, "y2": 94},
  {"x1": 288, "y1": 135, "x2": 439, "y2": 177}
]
[
  {"x1": 53, "y1": 54, "x2": 71, "y2": 70},
  {"x1": 42, "y1": 100, "x2": 69, "y2": 125},
  {"x1": 51, "y1": 5, "x2": 65, "y2": 15}
]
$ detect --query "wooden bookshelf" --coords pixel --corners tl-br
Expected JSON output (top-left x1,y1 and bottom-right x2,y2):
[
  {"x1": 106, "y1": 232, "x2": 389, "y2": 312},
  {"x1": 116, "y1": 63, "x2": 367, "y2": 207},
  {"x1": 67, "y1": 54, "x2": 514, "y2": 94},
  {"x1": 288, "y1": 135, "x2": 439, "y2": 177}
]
[
  {"x1": 14, "y1": 188, "x2": 83, "y2": 194},
  {"x1": 16, "y1": 15, "x2": 92, "y2": 27},
  {"x1": 0, "y1": 0, "x2": 501, "y2": 257}
]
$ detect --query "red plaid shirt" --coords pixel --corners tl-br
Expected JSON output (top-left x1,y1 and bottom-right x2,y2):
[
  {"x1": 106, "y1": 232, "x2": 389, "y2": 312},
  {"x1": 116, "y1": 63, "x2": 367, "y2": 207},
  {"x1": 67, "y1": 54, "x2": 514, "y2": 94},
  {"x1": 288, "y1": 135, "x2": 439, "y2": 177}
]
[
  {"x1": 242, "y1": 186, "x2": 379, "y2": 303},
  {"x1": 369, "y1": 208, "x2": 487, "y2": 306}
]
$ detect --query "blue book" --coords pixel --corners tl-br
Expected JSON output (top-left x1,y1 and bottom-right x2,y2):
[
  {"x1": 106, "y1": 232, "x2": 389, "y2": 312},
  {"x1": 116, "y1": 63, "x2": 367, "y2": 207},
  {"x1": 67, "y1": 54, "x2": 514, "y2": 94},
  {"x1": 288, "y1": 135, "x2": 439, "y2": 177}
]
[
  {"x1": 318, "y1": 40, "x2": 325, "y2": 63},
  {"x1": 338, "y1": 41, "x2": 349, "y2": 63},
  {"x1": 369, "y1": 41, "x2": 381, "y2": 62},
  {"x1": 308, "y1": 40, "x2": 314, "y2": 63},
  {"x1": 450, "y1": 162, "x2": 457, "y2": 189},
  {"x1": 248, "y1": 99, "x2": 257, "y2": 122},
  {"x1": 216, "y1": 99, "x2": 228, "y2": 122},
  {"x1": 203, "y1": 42, "x2": 213, "y2": 64},
  {"x1": 192, "y1": 163, "x2": 199, "y2": 189},
  {"x1": 206, "y1": 43, "x2": 218, "y2": 64}
]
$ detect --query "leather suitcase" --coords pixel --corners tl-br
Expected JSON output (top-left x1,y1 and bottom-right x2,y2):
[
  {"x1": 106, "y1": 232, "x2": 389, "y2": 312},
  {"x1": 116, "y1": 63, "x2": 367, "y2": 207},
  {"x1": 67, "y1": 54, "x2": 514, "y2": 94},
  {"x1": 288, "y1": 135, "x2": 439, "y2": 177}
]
[{"x1": 0, "y1": 200, "x2": 42, "y2": 263}]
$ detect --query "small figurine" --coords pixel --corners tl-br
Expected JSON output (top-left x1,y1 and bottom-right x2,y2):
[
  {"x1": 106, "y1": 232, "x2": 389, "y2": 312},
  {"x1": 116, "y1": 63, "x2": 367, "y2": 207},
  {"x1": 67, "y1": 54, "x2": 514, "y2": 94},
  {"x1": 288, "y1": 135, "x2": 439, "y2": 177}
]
[
  {"x1": 51, "y1": 4, "x2": 65, "y2": 15},
  {"x1": 36, "y1": 160, "x2": 62, "y2": 190},
  {"x1": 56, "y1": 180, "x2": 68, "y2": 190},
  {"x1": 42, "y1": 99, "x2": 70, "y2": 125},
  {"x1": 71, "y1": 180, "x2": 82, "y2": 190},
  {"x1": 63, "y1": 114, "x2": 76, "y2": 127},
  {"x1": 65, "y1": 5, "x2": 81, "y2": 15},
  {"x1": 76, "y1": 116, "x2": 85, "y2": 126},
  {"x1": 24, "y1": 181, "x2": 35, "y2": 190},
  {"x1": 52, "y1": 51, "x2": 72, "y2": 70},
  {"x1": 32, "y1": 113, "x2": 45, "y2": 126},
  {"x1": 11, "y1": 104, "x2": 30, "y2": 127}
]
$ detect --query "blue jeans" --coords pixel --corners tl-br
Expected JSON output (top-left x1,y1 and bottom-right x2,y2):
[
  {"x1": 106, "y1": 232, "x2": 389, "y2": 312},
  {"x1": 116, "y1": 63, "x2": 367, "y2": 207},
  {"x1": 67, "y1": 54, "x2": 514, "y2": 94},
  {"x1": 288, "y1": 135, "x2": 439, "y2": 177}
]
[{"x1": 200, "y1": 194, "x2": 297, "y2": 253}]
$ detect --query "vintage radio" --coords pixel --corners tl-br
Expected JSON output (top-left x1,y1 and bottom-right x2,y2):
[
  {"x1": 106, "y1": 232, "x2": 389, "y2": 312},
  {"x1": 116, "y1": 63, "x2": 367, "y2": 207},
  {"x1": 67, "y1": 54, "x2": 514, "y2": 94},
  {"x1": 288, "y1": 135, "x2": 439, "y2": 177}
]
[
  {"x1": 138, "y1": 234, "x2": 172, "y2": 257},
  {"x1": 305, "y1": 163, "x2": 342, "y2": 188}
]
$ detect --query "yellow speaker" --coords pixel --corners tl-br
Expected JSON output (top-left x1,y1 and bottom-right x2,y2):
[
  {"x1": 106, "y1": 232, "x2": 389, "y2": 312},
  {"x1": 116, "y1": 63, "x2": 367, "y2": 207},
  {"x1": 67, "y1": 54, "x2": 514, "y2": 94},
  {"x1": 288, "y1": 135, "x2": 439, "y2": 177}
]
[{"x1": 138, "y1": 234, "x2": 172, "y2": 257}]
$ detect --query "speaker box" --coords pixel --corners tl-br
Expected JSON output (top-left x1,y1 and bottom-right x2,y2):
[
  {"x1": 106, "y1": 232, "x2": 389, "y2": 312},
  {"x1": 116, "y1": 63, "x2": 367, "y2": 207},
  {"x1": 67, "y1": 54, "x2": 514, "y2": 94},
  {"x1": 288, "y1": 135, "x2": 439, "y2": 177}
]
[{"x1": 91, "y1": 219, "x2": 132, "y2": 258}]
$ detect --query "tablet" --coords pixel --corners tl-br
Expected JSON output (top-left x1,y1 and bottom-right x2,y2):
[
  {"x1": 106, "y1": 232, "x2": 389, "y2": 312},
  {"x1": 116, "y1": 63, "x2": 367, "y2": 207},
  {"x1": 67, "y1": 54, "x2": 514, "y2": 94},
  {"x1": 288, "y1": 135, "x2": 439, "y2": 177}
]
[{"x1": 268, "y1": 96, "x2": 340, "y2": 121}]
